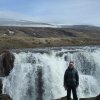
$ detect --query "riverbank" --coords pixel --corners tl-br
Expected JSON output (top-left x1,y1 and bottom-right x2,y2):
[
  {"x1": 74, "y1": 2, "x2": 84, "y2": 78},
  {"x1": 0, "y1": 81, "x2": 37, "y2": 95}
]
[{"x1": 0, "y1": 36, "x2": 100, "y2": 49}]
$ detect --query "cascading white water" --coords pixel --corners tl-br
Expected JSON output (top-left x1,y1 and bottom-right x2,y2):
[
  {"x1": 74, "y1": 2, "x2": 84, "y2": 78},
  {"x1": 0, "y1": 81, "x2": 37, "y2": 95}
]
[{"x1": 2, "y1": 47, "x2": 100, "y2": 100}]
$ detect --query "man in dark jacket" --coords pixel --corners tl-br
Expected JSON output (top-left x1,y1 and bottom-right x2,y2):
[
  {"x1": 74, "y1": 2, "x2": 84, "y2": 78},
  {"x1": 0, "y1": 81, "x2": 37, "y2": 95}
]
[{"x1": 64, "y1": 61, "x2": 79, "y2": 100}]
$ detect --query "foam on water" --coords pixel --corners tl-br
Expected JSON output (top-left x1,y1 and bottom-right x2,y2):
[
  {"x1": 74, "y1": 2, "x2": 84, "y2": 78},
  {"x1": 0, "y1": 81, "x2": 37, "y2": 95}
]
[{"x1": 2, "y1": 47, "x2": 100, "y2": 100}]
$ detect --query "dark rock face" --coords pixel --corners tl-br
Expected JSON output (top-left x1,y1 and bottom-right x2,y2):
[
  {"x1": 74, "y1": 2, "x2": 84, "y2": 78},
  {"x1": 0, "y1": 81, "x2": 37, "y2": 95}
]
[
  {"x1": 79, "y1": 97, "x2": 95, "y2": 100},
  {"x1": 0, "y1": 94, "x2": 12, "y2": 100},
  {"x1": 96, "y1": 94, "x2": 100, "y2": 100},
  {"x1": 36, "y1": 68, "x2": 44, "y2": 100},
  {"x1": 0, "y1": 50, "x2": 15, "y2": 76},
  {"x1": 55, "y1": 96, "x2": 72, "y2": 100},
  {"x1": 0, "y1": 50, "x2": 14, "y2": 100},
  {"x1": 0, "y1": 79, "x2": 3, "y2": 94},
  {"x1": 55, "y1": 94, "x2": 100, "y2": 100}
]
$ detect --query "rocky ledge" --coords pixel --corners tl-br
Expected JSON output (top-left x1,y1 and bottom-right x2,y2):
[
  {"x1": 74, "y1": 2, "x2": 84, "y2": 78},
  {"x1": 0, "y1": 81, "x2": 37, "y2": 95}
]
[
  {"x1": 55, "y1": 94, "x2": 100, "y2": 100},
  {"x1": 0, "y1": 94, "x2": 12, "y2": 100}
]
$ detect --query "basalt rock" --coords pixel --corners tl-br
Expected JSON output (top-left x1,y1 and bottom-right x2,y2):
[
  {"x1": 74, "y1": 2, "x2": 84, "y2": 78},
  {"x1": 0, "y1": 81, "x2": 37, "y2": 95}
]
[
  {"x1": 80, "y1": 94, "x2": 100, "y2": 100},
  {"x1": 0, "y1": 79, "x2": 3, "y2": 94},
  {"x1": 96, "y1": 94, "x2": 100, "y2": 100},
  {"x1": 55, "y1": 94, "x2": 100, "y2": 100},
  {"x1": 0, "y1": 50, "x2": 15, "y2": 76},
  {"x1": 55, "y1": 96, "x2": 72, "y2": 100},
  {"x1": 79, "y1": 97, "x2": 95, "y2": 100},
  {"x1": 0, "y1": 94, "x2": 12, "y2": 100}
]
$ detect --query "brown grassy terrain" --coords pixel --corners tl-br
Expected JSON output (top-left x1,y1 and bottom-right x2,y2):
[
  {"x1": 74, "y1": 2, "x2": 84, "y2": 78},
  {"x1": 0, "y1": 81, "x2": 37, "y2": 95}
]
[
  {"x1": 0, "y1": 35, "x2": 100, "y2": 49},
  {"x1": 0, "y1": 26, "x2": 100, "y2": 49}
]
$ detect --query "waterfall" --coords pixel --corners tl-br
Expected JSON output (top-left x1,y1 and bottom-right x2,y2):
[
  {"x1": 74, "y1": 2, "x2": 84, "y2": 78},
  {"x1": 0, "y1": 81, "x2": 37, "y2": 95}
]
[{"x1": 2, "y1": 47, "x2": 100, "y2": 100}]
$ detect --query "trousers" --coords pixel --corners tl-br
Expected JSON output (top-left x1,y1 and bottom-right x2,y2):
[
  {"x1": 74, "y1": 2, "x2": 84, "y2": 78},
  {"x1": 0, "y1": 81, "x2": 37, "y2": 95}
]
[{"x1": 67, "y1": 86, "x2": 78, "y2": 100}]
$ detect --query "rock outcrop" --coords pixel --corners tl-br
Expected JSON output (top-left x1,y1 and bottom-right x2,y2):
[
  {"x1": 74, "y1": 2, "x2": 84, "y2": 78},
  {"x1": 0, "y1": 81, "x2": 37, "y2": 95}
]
[
  {"x1": 0, "y1": 50, "x2": 15, "y2": 76},
  {"x1": 55, "y1": 96, "x2": 72, "y2": 100},
  {"x1": 0, "y1": 50, "x2": 15, "y2": 100},
  {"x1": 55, "y1": 94, "x2": 100, "y2": 100},
  {"x1": 0, "y1": 79, "x2": 12, "y2": 100},
  {"x1": 0, "y1": 94, "x2": 12, "y2": 100},
  {"x1": 96, "y1": 94, "x2": 100, "y2": 100},
  {"x1": 80, "y1": 97, "x2": 95, "y2": 100},
  {"x1": 0, "y1": 79, "x2": 3, "y2": 94}
]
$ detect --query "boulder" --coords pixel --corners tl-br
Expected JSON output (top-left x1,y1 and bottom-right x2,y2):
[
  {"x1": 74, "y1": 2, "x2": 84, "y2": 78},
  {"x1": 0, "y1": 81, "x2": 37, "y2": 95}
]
[
  {"x1": 0, "y1": 94, "x2": 12, "y2": 100},
  {"x1": 0, "y1": 50, "x2": 15, "y2": 76},
  {"x1": 96, "y1": 94, "x2": 100, "y2": 100}
]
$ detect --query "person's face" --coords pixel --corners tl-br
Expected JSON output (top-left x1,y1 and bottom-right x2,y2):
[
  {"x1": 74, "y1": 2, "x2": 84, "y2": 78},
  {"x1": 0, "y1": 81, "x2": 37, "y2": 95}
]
[{"x1": 69, "y1": 62, "x2": 74, "y2": 68}]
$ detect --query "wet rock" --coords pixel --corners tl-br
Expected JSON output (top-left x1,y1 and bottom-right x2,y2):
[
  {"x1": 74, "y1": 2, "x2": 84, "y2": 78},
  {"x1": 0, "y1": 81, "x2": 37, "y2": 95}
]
[
  {"x1": 80, "y1": 97, "x2": 95, "y2": 100},
  {"x1": 0, "y1": 50, "x2": 15, "y2": 76},
  {"x1": 56, "y1": 52, "x2": 64, "y2": 57},
  {"x1": 0, "y1": 79, "x2": 3, "y2": 94},
  {"x1": 55, "y1": 94, "x2": 100, "y2": 100},
  {"x1": 96, "y1": 94, "x2": 100, "y2": 100},
  {"x1": 55, "y1": 96, "x2": 72, "y2": 100},
  {"x1": 0, "y1": 94, "x2": 12, "y2": 100},
  {"x1": 64, "y1": 55, "x2": 68, "y2": 61},
  {"x1": 36, "y1": 67, "x2": 44, "y2": 100}
]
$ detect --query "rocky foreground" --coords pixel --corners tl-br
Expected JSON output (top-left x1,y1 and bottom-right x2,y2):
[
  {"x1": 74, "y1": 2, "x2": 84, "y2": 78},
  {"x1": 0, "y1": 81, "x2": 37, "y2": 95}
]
[
  {"x1": 0, "y1": 50, "x2": 14, "y2": 100},
  {"x1": 55, "y1": 94, "x2": 100, "y2": 100},
  {"x1": 0, "y1": 94, "x2": 12, "y2": 100}
]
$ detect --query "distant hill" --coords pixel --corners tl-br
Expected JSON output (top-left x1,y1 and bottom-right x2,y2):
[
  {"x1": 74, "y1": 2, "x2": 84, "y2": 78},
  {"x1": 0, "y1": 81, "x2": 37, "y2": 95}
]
[
  {"x1": 60, "y1": 25, "x2": 100, "y2": 38},
  {"x1": 61, "y1": 25, "x2": 100, "y2": 31},
  {"x1": 0, "y1": 24, "x2": 100, "y2": 48},
  {"x1": 0, "y1": 18, "x2": 56, "y2": 27},
  {"x1": 0, "y1": 25, "x2": 100, "y2": 38},
  {"x1": 0, "y1": 18, "x2": 100, "y2": 38}
]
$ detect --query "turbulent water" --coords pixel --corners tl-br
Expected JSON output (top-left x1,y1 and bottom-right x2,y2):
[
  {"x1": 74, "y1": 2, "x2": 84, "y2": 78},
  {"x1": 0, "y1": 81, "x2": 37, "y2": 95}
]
[{"x1": 2, "y1": 46, "x2": 100, "y2": 100}]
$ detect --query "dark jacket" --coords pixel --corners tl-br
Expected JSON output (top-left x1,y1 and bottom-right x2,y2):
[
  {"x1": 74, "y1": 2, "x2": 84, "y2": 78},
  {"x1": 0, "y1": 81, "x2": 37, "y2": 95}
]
[{"x1": 64, "y1": 67, "x2": 79, "y2": 88}]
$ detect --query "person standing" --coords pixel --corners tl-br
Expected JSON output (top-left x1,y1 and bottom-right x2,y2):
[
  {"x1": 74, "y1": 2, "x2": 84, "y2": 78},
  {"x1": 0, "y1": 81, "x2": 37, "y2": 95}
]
[{"x1": 64, "y1": 61, "x2": 79, "y2": 100}]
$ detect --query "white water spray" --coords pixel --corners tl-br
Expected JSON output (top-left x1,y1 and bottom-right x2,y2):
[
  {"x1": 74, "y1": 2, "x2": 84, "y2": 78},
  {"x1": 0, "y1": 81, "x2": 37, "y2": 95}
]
[{"x1": 2, "y1": 47, "x2": 100, "y2": 100}]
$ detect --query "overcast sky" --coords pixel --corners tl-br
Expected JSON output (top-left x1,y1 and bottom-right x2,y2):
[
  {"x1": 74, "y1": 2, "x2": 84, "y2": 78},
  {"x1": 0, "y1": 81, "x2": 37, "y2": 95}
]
[{"x1": 0, "y1": 0, "x2": 100, "y2": 26}]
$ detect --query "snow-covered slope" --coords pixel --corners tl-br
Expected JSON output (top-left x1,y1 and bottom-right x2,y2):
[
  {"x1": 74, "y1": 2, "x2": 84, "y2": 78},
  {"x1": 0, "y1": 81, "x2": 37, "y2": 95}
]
[{"x1": 0, "y1": 18, "x2": 57, "y2": 27}]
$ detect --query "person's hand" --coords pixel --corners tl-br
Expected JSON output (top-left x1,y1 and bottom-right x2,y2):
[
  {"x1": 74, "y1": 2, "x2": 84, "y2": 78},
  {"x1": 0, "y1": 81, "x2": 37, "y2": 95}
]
[{"x1": 63, "y1": 85, "x2": 67, "y2": 90}]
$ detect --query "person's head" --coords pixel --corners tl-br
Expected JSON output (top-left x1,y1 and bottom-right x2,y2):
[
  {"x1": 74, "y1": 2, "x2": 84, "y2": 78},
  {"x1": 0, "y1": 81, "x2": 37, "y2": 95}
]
[{"x1": 68, "y1": 61, "x2": 74, "y2": 69}]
